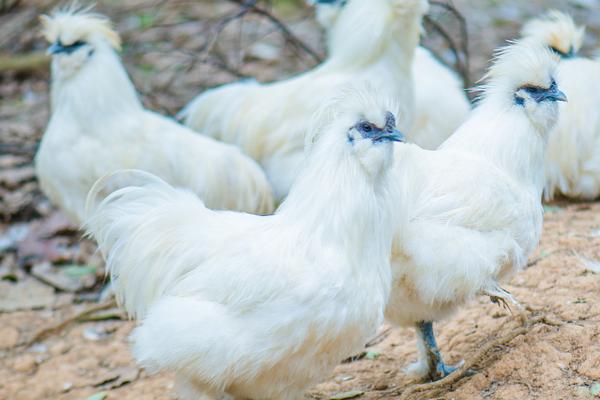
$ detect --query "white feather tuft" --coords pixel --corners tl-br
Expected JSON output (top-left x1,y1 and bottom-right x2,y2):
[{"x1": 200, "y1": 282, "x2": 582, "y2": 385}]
[
  {"x1": 40, "y1": 5, "x2": 122, "y2": 50},
  {"x1": 521, "y1": 10, "x2": 585, "y2": 56}
]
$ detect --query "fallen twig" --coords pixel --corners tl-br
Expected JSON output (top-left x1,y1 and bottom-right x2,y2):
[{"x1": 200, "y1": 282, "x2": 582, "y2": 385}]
[
  {"x1": 381, "y1": 313, "x2": 563, "y2": 400},
  {"x1": 0, "y1": 52, "x2": 49, "y2": 73},
  {"x1": 365, "y1": 326, "x2": 392, "y2": 348},
  {"x1": 18, "y1": 298, "x2": 118, "y2": 348}
]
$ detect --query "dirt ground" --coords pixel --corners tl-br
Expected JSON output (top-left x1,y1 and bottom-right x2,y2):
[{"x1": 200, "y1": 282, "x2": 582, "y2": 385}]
[{"x1": 2, "y1": 1, "x2": 600, "y2": 399}]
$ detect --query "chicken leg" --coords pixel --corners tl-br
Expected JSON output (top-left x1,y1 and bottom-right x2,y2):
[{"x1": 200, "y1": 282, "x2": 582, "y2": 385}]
[{"x1": 415, "y1": 321, "x2": 463, "y2": 381}]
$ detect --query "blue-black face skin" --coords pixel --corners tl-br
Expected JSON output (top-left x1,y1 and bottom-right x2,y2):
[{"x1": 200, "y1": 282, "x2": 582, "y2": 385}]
[
  {"x1": 514, "y1": 79, "x2": 568, "y2": 106},
  {"x1": 550, "y1": 45, "x2": 576, "y2": 59},
  {"x1": 48, "y1": 40, "x2": 86, "y2": 55},
  {"x1": 314, "y1": 0, "x2": 347, "y2": 5},
  {"x1": 353, "y1": 112, "x2": 405, "y2": 143}
]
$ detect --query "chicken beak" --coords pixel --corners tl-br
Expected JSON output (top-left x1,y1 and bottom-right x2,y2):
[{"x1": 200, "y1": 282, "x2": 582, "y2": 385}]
[
  {"x1": 379, "y1": 128, "x2": 405, "y2": 143},
  {"x1": 47, "y1": 42, "x2": 65, "y2": 55},
  {"x1": 549, "y1": 88, "x2": 567, "y2": 103},
  {"x1": 536, "y1": 85, "x2": 567, "y2": 103}
]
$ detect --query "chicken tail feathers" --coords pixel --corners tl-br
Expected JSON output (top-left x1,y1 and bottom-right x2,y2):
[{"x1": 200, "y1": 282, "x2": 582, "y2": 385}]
[{"x1": 85, "y1": 169, "x2": 212, "y2": 319}]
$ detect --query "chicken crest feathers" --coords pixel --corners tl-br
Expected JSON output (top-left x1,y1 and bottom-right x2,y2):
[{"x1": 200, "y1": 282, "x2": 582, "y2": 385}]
[
  {"x1": 521, "y1": 11, "x2": 584, "y2": 56},
  {"x1": 305, "y1": 84, "x2": 402, "y2": 150},
  {"x1": 478, "y1": 40, "x2": 558, "y2": 101},
  {"x1": 40, "y1": 4, "x2": 121, "y2": 50}
]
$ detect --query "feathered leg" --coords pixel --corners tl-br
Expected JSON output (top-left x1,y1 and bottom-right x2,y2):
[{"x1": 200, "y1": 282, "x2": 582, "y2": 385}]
[{"x1": 415, "y1": 321, "x2": 463, "y2": 381}]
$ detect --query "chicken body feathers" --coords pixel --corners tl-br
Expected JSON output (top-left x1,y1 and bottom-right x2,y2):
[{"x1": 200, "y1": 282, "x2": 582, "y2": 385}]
[
  {"x1": 388, "y1": 145, "x2": 541, "y2": 325},
  {"x1": 544, "y1": 56, "x2": 600, "y2": 199},
  {"x1": 410, "y1": 47, "x2": 471, "y2": 149}
]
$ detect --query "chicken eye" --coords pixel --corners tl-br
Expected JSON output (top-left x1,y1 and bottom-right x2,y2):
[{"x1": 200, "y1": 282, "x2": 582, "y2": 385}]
[
  {"x1": 523, "y1": 86, "x2": 543, "y2": 94},
  {"x1": 360, "y1": 122, "x2": 372, "y2": 133}
]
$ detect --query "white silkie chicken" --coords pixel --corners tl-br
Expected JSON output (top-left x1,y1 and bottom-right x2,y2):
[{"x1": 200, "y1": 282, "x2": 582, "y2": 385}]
[
  {"x1": 35, "y1": 9, "x2": 274, "y2": 224},
  {"x1": 385, "y1": 40, "x2": 566, "y2": 380},
  {"x1": 521, "y1": 11, "x2": 600, "y2": 200},
  {"x1": 308, "y1": 0, "x2": 471, "y2": 150},
  {"x1": 85, "y1": 91, "x2": 406, "y2": 400},
  {"x1": 180, "y1": 0, "x2": 428, "y2": 201}
]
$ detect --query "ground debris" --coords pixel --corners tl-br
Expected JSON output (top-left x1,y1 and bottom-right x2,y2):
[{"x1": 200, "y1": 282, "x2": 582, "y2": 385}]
[{"x1": 0, "y1": 278, "x2": 54, "y2": 312}]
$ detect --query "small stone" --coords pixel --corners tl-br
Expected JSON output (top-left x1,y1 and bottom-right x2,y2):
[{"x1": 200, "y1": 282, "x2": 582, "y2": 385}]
[
  {"x1": 12, "y1": 354, "x2": 37, "y2": 373},
  {"x1": 62, "y1": 382, "x2": 73, "y2": 392},
  {"x1": 578, "y1": 357, "x2": 600, "y2": 379},
  {"x1": 364, "y1": 351, "x2": 381, "y2": 360},
  {"x1": 83, "y1": 325, "x2": 113, "y2": 341},
  {"x1": 0, "y1": 279, "x2": 54, "y2": 312},
  {"x1": 29, "y1": 343, "x2": 48, "y2": 353},
  {"x1": 31, "y1": 262, "x2": 97, "y2": 292},
  {"x1": 335, "y1": 375, "x2": 354, "y2": 383},
  {"x1": 50, "y1": 341, "x2": 71, "y2": 356},
  {"x1": 34, "y1": 353, "x2": 50, "y2": 364},
  {"x1": 0, "y1": 326, "x2": 19, "y2": 349},
  {"x1": 373, "y1": 381, "x2": 388, "y2": 391}
]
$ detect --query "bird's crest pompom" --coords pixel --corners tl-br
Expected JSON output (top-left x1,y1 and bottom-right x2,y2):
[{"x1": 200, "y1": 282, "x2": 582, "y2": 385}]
[
  {"x1": 475, "y1": 40, "x2": 559, "y2": 102},
  {"x1": 304, "y1": 83, "x2": 402, "y2": 151},
  {"x1": 40, "y1": 3, "x2": 121, "y2": 50},
  {"x1": 521, "y1": 11, "x2": 584, "y2": 58}
]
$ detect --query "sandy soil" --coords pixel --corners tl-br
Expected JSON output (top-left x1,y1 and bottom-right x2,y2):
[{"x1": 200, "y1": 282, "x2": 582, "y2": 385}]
[{"x1": 2, "y1": 1, "x2": 600, "y2": 399}]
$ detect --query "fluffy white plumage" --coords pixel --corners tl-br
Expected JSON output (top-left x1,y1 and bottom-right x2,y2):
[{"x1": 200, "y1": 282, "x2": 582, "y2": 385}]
[
  {"x1": 310, "y1": 0, "x2": 471, "y2": 149},
  {"x1": 180, "y1": 0, "x2": 427, "y2": 201},
  {"x1": 86, "y1": 91, "x2": 404, "y2": 400},
  {"x1": 386, "y1": 40, "x2": 563, "y2": 379},
  {"x1": 35, "y1": 9, "x2": 274, "y2": 223},
  {"x1": 521, "y1": 11, "x2": 600, "y2": 200}
]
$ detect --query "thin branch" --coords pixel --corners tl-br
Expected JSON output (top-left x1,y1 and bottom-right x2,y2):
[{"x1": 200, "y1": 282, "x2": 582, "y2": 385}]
[
  {"x1": 226, "y1": 0, "x2": 323, "y2": 64},
  {"x1": 0, "y1": 52, "x2": 49, "y2": 73},
  {"x1": 425, "y1": 0, "x2": 471, "y2": 89},
  {"x1": 17, "y1": 298, "x2": 118, "y2": 349},
  {"x1": 380, "y1": 313, "x2": 563, "y2": 400},
  {"x1": 430, "y1": 1, "x2": 470, "y2": 75}
]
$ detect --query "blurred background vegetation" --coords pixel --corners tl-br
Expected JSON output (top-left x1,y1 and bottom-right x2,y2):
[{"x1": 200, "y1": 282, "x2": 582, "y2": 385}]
[
  {"x1": 1, "y1": 0, "x2": 600, "y2": 223},
  {"x1": 1, "y1": 2, "x2": 600, "y2": 399}
]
